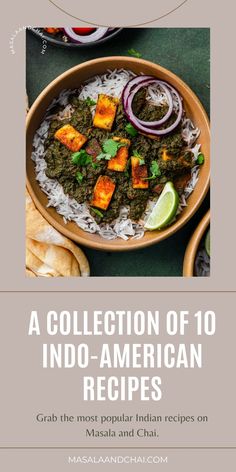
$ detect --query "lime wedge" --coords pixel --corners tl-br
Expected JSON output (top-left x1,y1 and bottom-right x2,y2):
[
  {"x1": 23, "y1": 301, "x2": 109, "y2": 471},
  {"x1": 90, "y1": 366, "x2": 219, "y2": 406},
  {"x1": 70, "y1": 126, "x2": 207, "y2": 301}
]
[
  {"x1": 144, "y1": 182, "x2": 179, "y2": 230},
  {"x1": 205, "y1": 229, "x2": 210, "y2": 257}
]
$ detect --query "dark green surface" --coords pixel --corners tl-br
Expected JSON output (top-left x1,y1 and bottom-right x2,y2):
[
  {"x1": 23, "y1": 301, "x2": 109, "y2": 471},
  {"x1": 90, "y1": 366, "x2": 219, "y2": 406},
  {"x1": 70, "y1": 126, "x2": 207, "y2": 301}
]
[{"x1": 26, "y1": 28, "x2": 210, "y2": 277}]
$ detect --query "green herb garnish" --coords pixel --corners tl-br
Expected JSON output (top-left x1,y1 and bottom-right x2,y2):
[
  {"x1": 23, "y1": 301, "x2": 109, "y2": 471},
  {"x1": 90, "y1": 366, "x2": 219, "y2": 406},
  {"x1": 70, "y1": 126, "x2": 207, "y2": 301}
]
[
  {"x1": 139, "y1": 158, "x2": 145, "y2": 165},
  {"x1": 133, "y1": 150, "x2": 141, "y2": 157},
  {"x1": 143, "y1": 161, "x2": 161, "y2": 180},
  {"x1": 128, "y1": 48, "x2": 142, "y2": 58},
  {"x1": 76, "y1": 171, "x2": 84, "y2": 183},
  {"x1": 103, "y1": 139, "x2": 126, "y2": 157},
  {"x1": 85, "y1": 97, "x2": 96, "y2": 106},
  {"x1": 150, "y1": 160, "x2": 161, "y2": 177},
  {"x1": 197, "y1": 153, "x2": 205, "y2": 165},
  {"x1": 133, "y1": 150, "x2": 145, "y2": 165},
  {"x1": 72, "y1": 152, "x2": 81, "y2": 165},
  {"x1": 125, "y1": 123, "x2": 138, "y2": 137},
  {"x1": 96, "y1": 139, "x2": 126, "y2": 161},
  {"x1": 96, "y1": 151, "x2": 111, "y2": 162},
  {"x1": 71, "y1": 149, "x2": 92, "y2": 166},
  {"x1": 91, "y1": 162, "x2": 99, "y2": 169},
  {"x1": 91, "y1": 208, "x2": 104, "y2": 218}
]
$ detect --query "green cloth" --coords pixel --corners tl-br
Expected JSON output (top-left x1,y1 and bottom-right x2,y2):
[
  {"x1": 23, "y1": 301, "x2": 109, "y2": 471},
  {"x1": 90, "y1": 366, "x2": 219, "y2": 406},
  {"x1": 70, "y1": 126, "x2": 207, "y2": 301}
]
[{"x1": 26, "y1": 28, "x2": 210, "y2": 276}]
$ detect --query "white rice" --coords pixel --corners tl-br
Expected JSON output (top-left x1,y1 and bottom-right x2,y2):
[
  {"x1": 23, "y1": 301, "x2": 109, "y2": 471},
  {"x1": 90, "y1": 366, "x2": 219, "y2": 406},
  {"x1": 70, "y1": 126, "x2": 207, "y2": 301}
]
[{"x1": 31, "y1": 69, "x2": 202, "y2": 241}]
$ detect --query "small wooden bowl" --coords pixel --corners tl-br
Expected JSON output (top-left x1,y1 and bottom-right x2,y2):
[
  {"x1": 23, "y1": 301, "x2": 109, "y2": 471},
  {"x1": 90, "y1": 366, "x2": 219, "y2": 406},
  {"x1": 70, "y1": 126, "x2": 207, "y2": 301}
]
[
  {"x1": 26, "y1": 57, "x2": 210, "y2": 252},
  {"x1": 183, "y1": 210, "x2": 210, "y2": 277}
]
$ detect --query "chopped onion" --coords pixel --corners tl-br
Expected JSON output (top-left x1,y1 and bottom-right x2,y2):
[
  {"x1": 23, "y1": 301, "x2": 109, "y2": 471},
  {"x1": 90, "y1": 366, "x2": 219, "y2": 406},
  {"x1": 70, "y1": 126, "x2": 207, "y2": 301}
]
[{"x1": 63, "y1": 27, "x2": 109, "y2": 44}]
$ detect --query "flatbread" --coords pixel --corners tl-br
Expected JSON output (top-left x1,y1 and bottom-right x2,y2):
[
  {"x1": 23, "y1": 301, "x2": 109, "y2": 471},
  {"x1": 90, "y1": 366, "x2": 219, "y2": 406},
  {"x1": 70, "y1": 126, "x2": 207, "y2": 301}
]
[
  {"x1": 26, "y1": 189, "x2": 90, "y2": 277},
  {"x1": 26, "y1": 268, "x2": 37, "y2": 278}
]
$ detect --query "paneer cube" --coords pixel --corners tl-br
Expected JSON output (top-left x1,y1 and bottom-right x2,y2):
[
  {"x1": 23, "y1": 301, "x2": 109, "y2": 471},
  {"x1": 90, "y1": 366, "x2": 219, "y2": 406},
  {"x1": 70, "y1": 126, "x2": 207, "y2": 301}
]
[
  {"x1": 91, "y1": 176, "x2": 116, "y2": 211},
  {"x1": 54, "y1": 124, "x2": 87, "y2": 152},
  {"x1": 162, "y1": 148, "x2": 172, "y2": 161},
  {"x1": 93, "y1": 94, "x2": 119, "y2": 131},
  {"x1": 107, "y1": 146, "x2": 129, "y2": 172},
  {"x1": 131, "y1": 157, "x2": 149, "y2": 189},
  {"x1": 161, "y1": 147, "x2": 193, "y2": 170},
  {"x1": 107, "y1": 137, "x2": 131, "y2": 172}
]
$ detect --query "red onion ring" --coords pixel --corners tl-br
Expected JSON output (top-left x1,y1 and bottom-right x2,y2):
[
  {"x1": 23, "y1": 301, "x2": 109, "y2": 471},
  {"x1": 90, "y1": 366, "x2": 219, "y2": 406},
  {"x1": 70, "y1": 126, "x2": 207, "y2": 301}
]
[
  {"x1": 124, "y1": 79, "x2": 183, "y2": 136},
  {"x1": 122, "y1": 75, "x2": 154, "y2": 109},
  {"x1": 63, "y1": 27, "x2": 109, "y2": 44},
  {"x1": 130, "y1": 79, "x2": 174, "y2": 127},
  {"x1": 123, "y1": 76, "x2": 176, "y2": 128}
]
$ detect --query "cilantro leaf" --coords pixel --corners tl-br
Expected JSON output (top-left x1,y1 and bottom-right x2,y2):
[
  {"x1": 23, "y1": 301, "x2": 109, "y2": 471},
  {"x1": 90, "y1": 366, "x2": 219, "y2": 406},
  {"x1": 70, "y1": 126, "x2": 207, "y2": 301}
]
[
  {"x1": 133, "y1": 150, "x2": 142, "y2": 158},
  {"x1": 125, "y1": 123, "x2": 138, "y2": 137},
  {"x1": 91, "y1": 162, "x2": 99, "y2": 169},
  {"x1": 71, "y1": 152, "x2": 81, "y2": 165},
  {"x1": 138, "y1": 158, "x2": 145, "y2": 165},
  {"x1": 143, "y1": 160, "x2": 161, "y2": 180},
  {"x1": 133, "y1": 150, "x2": 145, "y2": 165},
  {"x1": 150, "y1": 160, "x2": 161, "y2": 177},
  {"x1": 71, "y1": 150, "x2": 92, "y2": 166},
  {"x1": 85, "y1": 97, "x2": 96, "y2": 106},
  {"x1": 102, "y1": 139, "x2": 126, "y2": 157},
  {"x1": 96, "y1": 139, "x2": 126, "y2": 161},
  {"x1": 127, "y1": 48, "x2": 142, "y2": 59},
  {"x1": 76, "y1": 171, "x2": 84, "y2": 183},
  {"x1": 96, "y1": 152, "x2": 112, "y2": 161}
]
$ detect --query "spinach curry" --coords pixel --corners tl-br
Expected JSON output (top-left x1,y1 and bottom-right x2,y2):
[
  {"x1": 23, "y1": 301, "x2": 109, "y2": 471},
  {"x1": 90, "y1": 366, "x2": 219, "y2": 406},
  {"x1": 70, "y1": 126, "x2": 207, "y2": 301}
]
[{"x1": 45, "y1": 93, "x2": 193, "y2": 224}]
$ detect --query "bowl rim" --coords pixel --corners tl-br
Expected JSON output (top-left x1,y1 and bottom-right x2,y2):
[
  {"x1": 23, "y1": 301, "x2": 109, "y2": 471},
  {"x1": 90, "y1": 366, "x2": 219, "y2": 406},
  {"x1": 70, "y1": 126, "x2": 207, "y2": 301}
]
[
  {"x1": 26, "y1": 56, "x2": 210, "y2": 252},
  {"x1": 29, "y1": 27, "x2": 123, "y2": 48},
  {"x1": 183, "y1": 209, "x2": 210, "y2": 277}
]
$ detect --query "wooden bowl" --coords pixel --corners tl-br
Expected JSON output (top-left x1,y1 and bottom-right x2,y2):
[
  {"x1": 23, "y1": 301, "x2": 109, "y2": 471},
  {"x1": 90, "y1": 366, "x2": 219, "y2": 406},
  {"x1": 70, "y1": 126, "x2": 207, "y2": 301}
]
[
  {"x1": 26, "y1": 57, "x2": 210, "y2": 252},
  {"x1": 183, "y1": 210, "x2": 210, "y2": 277}
]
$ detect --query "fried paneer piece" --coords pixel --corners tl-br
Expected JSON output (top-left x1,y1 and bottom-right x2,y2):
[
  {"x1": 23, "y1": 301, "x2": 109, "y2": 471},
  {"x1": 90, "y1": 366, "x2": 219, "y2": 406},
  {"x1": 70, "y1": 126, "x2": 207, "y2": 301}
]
[
  {"x1": 54, "y1": 124, "x2": 87, "y2": 152},
  {"x1": 160, "y1": 147, "x2": 193, "y2": 174},
  {"x1": 107, "y1": 146, "x2": 128, "y2": 172},
  {"x1": 131, "y1": 157, "x2": 149, "y2": 189},
  {"x1": 161, "y1": 147, "x2": 193, "y2": 166},
  {"x1": 91, "y1": 176, "x2": 116, "y2": 210},
  {"x1": 93, "y1": 94, "x2": 119, "y2": 131},
  {"x1": 162, "y1": 148, "x2": 172, "y2": 161},
  {"x1": 107, "y1": 137, "x2": 131, "y2": 172}
]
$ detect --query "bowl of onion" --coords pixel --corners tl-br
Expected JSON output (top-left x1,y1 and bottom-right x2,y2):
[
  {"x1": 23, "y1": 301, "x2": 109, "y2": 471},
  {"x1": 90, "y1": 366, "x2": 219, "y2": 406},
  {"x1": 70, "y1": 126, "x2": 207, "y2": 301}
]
[{"x1": 30, "y1": 27, "x2": 123, "y2": 48}]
